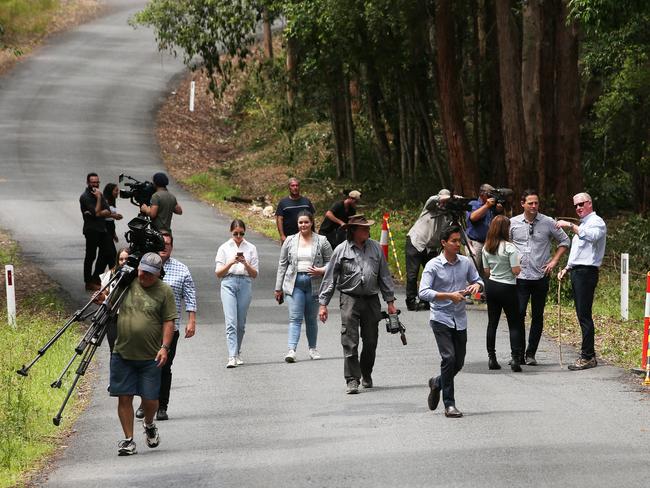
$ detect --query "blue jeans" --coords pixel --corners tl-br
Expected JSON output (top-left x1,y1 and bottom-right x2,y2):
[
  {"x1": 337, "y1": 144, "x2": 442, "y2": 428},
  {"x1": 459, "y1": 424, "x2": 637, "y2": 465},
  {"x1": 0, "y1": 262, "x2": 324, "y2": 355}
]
[
  {"x1": 221, "y1": 275, "x2": 252, "y2": 357},
  {"x1": 285, "y1": 272, "x2": 318, "y2": 350}
]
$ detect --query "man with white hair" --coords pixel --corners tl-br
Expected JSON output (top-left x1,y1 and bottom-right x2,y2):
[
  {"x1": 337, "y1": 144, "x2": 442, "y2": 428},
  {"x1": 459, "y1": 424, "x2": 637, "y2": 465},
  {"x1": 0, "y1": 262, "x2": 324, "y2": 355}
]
[
  {"x1": 404, "y1": 189, "x2": 453, "y2": 311},
  {"x1": 557, "y1": 192, "x2": 607, "y2": 371}
]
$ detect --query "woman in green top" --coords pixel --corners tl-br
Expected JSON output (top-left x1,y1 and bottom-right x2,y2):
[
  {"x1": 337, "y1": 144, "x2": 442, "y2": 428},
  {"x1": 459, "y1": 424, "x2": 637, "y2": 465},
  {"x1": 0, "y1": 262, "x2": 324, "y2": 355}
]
[{"x1": 482, "y1": 215, "x2": 523, "y2": 372}]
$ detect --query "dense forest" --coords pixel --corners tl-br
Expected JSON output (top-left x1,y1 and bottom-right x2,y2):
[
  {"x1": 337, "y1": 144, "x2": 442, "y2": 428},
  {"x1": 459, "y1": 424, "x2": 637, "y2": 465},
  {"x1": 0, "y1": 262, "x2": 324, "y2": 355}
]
[{"x1": 132, "y1": 0, "x2": 649, "y2": 216}]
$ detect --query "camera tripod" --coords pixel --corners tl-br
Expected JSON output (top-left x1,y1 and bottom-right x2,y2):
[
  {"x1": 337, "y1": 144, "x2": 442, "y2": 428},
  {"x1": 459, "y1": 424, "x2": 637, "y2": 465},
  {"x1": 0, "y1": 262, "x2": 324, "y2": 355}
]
[
  {"x1": 447, "y1": 213, "x2": 483, "y2": 276},
  {"x1": 17, "y1": 261, "x2": 137, "y2": 426}
]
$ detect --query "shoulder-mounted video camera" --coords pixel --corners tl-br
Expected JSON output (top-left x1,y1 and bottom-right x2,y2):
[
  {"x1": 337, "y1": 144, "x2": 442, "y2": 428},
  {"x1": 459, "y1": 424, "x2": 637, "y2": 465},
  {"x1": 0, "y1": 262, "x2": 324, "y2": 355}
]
[
  {"x1": 125, "y1": 216, "x2": 165, "y2": 257},
  {"x1": 486, "y1": 188, "x2": 514, "y2": 206},
  {"x1": 119, "y1": 173, "x2": 155, "y2": 207},
  {"x1": 382, "y1": 310, "x2": 407, "y2": 345}
]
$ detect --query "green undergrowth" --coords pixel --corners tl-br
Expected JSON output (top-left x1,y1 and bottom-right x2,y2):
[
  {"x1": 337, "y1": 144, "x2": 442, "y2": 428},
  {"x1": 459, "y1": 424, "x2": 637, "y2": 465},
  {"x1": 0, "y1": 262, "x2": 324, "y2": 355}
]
[
  {"x1": 0, "y1": 0, "x2": 60, "y2": 43},
  {"x1": 0, "y1": 242, "x2": 84, "y2": 487}
]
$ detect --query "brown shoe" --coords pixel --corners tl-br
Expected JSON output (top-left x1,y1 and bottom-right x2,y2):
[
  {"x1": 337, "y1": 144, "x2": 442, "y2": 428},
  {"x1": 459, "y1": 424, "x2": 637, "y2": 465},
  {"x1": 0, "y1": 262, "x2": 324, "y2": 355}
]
[
  {"x1": 568, "y1": 357, "x2": 597, "y2": 370},
  {"x1": 444, "y1": 405, "x2": 463, "y2": 418}
]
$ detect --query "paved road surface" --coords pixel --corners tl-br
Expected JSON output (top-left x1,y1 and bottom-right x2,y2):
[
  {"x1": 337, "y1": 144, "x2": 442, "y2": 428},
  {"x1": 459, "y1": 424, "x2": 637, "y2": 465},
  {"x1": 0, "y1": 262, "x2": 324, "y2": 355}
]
[{"x1": 0, "y1": 2, "x2": 648, "y2": 486}]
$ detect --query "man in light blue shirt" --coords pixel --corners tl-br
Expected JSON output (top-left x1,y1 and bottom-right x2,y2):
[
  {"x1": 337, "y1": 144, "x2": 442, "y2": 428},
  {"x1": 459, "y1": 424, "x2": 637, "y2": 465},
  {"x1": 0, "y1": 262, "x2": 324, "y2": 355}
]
[
  {"x1": 419, "y1": 225, "x2": 483, "y2": 418},
  {"x1": 511, "y1": 189, "x2": 570, "y2": 365},
  {"x1": 557, "y1": 192, "x2": 607, "y2": 371}
]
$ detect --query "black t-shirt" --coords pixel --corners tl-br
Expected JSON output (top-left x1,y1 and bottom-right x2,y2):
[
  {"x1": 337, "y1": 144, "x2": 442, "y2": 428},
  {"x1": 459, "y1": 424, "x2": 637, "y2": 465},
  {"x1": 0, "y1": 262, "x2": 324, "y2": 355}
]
[
  {"x1": 275, "y1": 196, "x2": 315, "y2": 236},
  {"x1": 319, "y1": 200, "x2": 356, "y2": 235},
  {"x1": 79, "y1": 187, "x2": 109, "y2": 234}
]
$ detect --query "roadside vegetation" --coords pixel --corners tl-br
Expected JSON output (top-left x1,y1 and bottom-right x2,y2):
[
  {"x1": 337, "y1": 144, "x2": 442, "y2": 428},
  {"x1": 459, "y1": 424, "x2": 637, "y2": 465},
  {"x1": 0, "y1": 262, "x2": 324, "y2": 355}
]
[
  {"x1": 0, "y1": 236, "x2": 85, "y2": 488},
  {"x1": 153, "y1": 38, "x2": 650, "y2": 372},
  {"x1": 0, "y1": 0, "x2": 100, "y2": 71}
]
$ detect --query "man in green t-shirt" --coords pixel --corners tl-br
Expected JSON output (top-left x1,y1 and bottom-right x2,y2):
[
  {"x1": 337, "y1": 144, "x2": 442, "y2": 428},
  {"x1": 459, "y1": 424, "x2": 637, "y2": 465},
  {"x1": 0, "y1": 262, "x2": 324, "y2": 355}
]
[
  {"x1": 139, "y1": 172, "x2": 183, "y2": 233},
  {"x1": 110, "y1": 252, "x2": 178, "y2": 456}
]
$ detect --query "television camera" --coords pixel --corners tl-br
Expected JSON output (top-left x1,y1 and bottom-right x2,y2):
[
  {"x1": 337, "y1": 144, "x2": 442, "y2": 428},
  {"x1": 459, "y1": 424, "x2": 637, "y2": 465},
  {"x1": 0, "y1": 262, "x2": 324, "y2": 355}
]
[{"x1": 16, "y1": 216, "x2": 164, "y2": 426}]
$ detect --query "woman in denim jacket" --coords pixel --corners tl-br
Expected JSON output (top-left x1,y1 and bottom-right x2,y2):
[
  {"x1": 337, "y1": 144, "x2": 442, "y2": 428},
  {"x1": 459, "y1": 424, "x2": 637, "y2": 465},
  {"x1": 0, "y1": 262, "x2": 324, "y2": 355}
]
[{"x1": 275, "y1": 210, "x2": 333, "y2": 362}]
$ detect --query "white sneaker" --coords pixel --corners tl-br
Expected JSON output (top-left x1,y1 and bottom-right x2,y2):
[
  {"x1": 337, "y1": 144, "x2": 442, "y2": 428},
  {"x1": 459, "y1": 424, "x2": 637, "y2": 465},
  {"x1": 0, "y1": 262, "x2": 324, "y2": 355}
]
[
  {"x1": 226, "y1": 357, "x2": 237, "y2": 368},
  {"x1": 284, "y1": 349, "x2": 296, "y2": 363},
  {"x1": 308, "y1": 348, "x2": 321, "y2": 360},
  {"x1": 235, "y1": 355, "x2": 244, "y2": 365}
]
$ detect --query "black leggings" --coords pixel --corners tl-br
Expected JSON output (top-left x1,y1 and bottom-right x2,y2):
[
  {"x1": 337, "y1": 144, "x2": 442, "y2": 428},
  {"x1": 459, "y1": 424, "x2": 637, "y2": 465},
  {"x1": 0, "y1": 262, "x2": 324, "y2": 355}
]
[{"x1": 485, "y1": 279, "x2": 523, "y2": 357}]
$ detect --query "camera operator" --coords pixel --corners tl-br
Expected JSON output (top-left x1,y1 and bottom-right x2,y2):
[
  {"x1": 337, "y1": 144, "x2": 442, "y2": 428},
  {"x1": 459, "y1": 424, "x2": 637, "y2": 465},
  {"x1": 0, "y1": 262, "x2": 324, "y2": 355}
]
[
  {"x1": 139, "y1": 172, "x2": 182, "y2": 234},
  {"x1": 318, "y1": 215, "x2": 396, "y2": 394},
  {"x1": 405, "y1": 189, "x2": 453, "y2": 311},
  {"x1": 110, "y1": 252, "x2": 177, "y2": 456},
  {"x1": 318, "y1": 189, "x2": 360, "y2": 249},
  {"x1": 79, "y1": 172, "x2": 114, "y2": 291},
  {"x1": 466, "y1": 183, "x2": 504, "y2": 258},
  {"x1": 510, "y1": 190, "x2": 569, "y2": 365}
]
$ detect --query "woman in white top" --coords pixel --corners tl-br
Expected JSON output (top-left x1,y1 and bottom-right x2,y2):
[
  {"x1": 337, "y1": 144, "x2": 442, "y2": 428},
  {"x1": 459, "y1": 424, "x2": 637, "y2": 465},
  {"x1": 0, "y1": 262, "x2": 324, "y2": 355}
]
[
  {"x1": 215, "y1": 219, "x2": 259, "y2": 368},
  {"x1": 482, "y1": 215, "x2": 523, "y2": 372},
  {"x1": 275, "y1": 211, "x2": 333, "y2": 362}
]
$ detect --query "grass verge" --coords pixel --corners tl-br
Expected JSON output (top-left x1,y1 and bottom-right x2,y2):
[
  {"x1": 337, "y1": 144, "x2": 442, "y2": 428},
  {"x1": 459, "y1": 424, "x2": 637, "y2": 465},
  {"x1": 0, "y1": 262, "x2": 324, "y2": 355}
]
[{"x1": 0, "y1": 236, "x2": 85, "y2": 488}]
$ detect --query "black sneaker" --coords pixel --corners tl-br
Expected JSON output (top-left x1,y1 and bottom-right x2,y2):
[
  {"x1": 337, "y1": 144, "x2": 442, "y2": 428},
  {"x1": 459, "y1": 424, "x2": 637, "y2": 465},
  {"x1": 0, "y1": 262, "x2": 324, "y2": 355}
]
[
  {"x1": 406, "y1": 300, "x2": 417, "y2": 311},
  {"x1": 156, "y1": 408, "x2": 169, "y2": 421},
  {"x1": 117, "y1": 438, "x2": 137, "y2": 456},
  {"x1": 143, "y1": 420, "x2": 160, "y2": 448},
  {"x1": 135, "y1": 406, "x2": 144, "y2": 419}
]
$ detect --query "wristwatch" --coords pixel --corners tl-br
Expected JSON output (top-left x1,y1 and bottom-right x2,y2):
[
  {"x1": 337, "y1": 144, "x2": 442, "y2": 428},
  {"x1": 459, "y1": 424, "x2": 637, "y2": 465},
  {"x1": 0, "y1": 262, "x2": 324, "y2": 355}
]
[{"x1": 160, "y1": 344, "x2": 170, "y2": 351}]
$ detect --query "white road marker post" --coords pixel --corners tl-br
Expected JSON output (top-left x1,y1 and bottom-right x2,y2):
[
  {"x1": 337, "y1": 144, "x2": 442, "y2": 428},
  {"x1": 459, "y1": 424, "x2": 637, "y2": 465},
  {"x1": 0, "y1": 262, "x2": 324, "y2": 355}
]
[
  {"x1": 621, "y1": 253, "x2": 629, "y2": 321},
  {"x1": 5, "y1": 265, "x2": 16, "y2": 328},
  {"x1": 189, "y1": 81, "x2": 195, "y2": 112}
]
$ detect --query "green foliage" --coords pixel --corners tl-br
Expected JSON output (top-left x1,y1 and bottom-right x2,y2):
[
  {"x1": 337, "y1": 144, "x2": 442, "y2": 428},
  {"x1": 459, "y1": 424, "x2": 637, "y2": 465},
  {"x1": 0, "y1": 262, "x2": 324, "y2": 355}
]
[
  {"x1": 130, "y1": 0, "x2": 259, "y2": 96},
  {"x1": 606, "y1": 215, "x2": 650, "y2": 270},
  {"x1": 0, "y1": 303, "x2": 82, "y2": 487},
  {"x1": 0, "y1": 0, "x2": 59, "y2": 41},
  {"x1": 182, "y1": 170, "x2": 239, "y2": 201}
]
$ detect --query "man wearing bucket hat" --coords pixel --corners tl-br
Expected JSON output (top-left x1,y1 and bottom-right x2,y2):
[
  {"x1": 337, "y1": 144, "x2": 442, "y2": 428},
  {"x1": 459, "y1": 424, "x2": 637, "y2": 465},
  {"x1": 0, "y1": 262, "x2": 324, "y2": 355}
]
[
  {"x1": 405, "y1": 189, "x2": 453, "y2": 311},
  {"x1": 140, "y1": 172, "x2": 183, "y2": 233},
  {"x1": 318, "y1": 215, "x2": 397, "y2": 394},
  {"x1": 109, "y1": 252, "x2": 177, "y2": 456}
]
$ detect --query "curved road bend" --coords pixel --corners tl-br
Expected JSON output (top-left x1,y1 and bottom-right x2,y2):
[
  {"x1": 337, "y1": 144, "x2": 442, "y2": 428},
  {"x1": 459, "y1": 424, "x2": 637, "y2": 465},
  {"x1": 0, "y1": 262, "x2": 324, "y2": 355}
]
[{"x1": 0, "y1": 2, "x2": 648, "y2": 486}]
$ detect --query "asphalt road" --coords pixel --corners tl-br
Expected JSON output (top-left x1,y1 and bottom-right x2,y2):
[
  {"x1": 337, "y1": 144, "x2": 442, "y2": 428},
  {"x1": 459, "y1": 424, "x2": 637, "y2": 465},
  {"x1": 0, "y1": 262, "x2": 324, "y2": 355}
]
[{"x1": 0, "y1": 2, "x2": 648, "y2": 486}]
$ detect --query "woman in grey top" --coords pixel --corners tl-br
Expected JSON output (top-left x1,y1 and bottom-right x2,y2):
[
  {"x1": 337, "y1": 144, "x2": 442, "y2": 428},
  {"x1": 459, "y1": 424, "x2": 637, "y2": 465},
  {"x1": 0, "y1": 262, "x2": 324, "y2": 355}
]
[
  {"x1": 482, "y1": 215, "x2": 523, "y2": 372},
  {"x1": 275, "y1": 211, "x2": 333, "y2": 362}
]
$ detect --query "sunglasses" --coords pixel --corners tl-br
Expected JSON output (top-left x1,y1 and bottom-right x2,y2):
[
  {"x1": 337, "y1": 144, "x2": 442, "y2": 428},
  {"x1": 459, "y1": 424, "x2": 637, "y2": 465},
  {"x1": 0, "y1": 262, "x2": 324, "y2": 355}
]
[
  {"x1": 529, "y1": 222, "x2": 535, "y2": 236},
  {"x1": 232, "y1": 232, "x2": 245, "y2": 237},
  {"x1": 574, "y1": 201, "x2": 589, "y2": 209}
]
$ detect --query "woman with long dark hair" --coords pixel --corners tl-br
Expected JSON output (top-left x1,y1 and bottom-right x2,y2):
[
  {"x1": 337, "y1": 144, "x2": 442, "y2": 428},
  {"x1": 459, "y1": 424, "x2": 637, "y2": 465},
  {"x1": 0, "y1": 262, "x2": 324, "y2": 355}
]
[
  {"x1": 103, "y1": 183, "x2": 123, "y2": 269},
  {"x1": 482, "y1": 215, "x2": 523, "y2": 372},
  {"x1": 275, "y1": 210, "x2": 332, "y2": 362},
  {"x1": 215, "y1": 219, "x2": 259, "y2": 368}
]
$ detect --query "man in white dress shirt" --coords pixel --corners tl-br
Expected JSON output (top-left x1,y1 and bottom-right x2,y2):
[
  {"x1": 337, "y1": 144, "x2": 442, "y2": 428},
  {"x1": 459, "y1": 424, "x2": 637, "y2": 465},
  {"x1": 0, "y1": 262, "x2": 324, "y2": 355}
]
[{"x1": 557, "y1": 192, "x2": 607, "y2": 371}]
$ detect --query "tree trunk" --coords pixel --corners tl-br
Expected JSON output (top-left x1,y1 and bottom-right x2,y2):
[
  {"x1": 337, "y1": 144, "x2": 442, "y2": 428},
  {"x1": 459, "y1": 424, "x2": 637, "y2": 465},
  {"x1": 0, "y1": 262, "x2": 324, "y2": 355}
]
[
  {"x1": 362, "y1": 62, "x2": 392, "y2": 173},
  {"x1": 495, "y1": 0, "x2": 531, "y2": 192},
  {"x1": 285, "y1": 35, "x2": 297, "y2": 108},
  {"x1": 262, "y1": 8, "x2": 273, "y2": 59},
  {"x1": 434, "y1": 0, "x2": 479, "y2": 196},
  {"x1": 521, "y1": 0, "x2": 542, "y2": 184},
  {"x1": 553, "y1": 0, "x2": 582, "y2": 215},
  {"x1": 537, "y1": 0, "x2": 557, "y2": 199},
  {"x1": 342, "y1": 72, "x2": 357, "y2": 181}
]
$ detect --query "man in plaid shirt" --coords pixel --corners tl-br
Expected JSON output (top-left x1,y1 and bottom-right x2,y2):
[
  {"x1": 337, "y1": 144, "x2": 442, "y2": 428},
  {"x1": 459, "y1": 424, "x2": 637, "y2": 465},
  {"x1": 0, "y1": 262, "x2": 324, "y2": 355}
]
[{"x1": 135, "y1": 231, "x2": 197, "y2": 421}]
